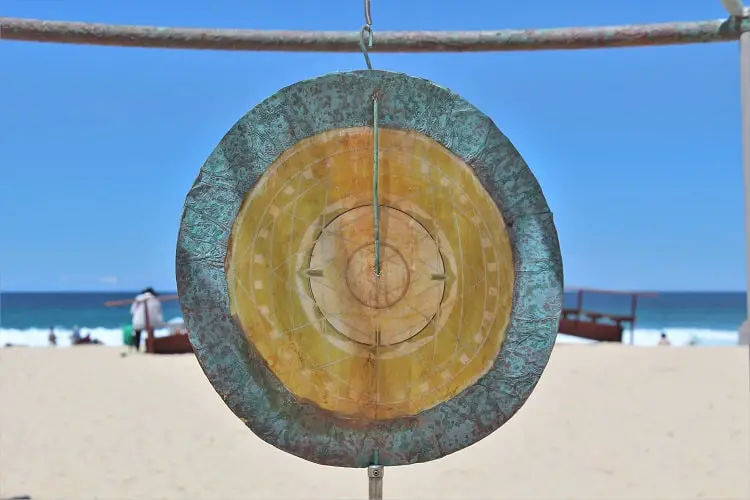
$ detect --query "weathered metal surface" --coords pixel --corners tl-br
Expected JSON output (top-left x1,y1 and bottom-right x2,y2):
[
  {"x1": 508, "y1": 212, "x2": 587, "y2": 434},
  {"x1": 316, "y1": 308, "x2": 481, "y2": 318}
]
[
  {"x1": 176, "y1": 70, "x2": 563, "y2": 467},
  {"x1": 1, "y1": 16, "x2": 748, "y2": 52}
]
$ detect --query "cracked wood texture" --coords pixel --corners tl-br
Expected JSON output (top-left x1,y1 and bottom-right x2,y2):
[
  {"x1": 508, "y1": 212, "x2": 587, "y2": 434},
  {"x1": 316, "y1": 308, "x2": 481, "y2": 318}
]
[{"x1": 176, "y1": 70, "x2": 563, "y2": 468}]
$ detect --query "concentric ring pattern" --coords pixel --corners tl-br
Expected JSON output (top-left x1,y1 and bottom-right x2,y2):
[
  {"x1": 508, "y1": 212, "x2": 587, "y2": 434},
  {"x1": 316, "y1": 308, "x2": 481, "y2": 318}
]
[
  {"x1": 177, "y1": 70, "x2": 563, "y2": 468},
  {"x1": 226, "y1": 127, "x2": 514, "y2": 420}
]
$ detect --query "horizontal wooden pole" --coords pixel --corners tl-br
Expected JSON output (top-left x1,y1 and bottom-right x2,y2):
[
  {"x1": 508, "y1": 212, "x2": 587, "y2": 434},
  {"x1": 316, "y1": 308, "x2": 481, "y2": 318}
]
[
  {"x1": 564, "y1": 287, "x2": 658, "y2": 297},
  {"x1": 0, "y1": 16, "x2": 747, "y2": 52},
  {"x1": 105, "y1": 294, "x2": 179, "y2": 307}
]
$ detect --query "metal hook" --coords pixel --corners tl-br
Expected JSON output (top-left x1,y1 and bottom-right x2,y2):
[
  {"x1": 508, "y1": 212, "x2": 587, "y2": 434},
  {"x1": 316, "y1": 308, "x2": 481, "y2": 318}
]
[{"x1": 360, "y1": 24, "x2": 373, "y2": 70}]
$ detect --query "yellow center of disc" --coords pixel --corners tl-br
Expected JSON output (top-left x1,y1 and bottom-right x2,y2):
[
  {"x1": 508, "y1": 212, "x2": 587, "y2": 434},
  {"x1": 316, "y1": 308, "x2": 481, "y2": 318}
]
[{"x1": 227, "y1": 128, "x2": 514, "y2": 420}]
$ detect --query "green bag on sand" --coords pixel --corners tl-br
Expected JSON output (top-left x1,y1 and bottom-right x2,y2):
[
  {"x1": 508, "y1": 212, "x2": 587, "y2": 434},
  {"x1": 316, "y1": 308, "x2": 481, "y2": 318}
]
[{"x1": 122, "y1": 324, "x2": 134, "y2": 346}]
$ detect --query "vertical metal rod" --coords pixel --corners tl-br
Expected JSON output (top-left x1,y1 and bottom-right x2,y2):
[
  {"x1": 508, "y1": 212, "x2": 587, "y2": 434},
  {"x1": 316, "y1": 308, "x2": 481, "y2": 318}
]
[
  {"x1": 368, "y1": 465, "x2": 384, "y2": 500},
  {"x1": 740, "y1": 27, "x2": 750, "y2": 348},
  {"x1": 372, "y1": 96, "x2": 381, "y2": 276}
]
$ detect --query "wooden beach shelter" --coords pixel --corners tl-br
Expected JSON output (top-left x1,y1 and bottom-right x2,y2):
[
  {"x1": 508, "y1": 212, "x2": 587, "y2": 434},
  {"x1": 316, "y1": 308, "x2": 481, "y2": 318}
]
[
  {"x1": 4, "y1": 0, "x2": 750, "y2": 497},
  {"x1": 560, "y1": 288, "x2": 659, "y2": 344}
]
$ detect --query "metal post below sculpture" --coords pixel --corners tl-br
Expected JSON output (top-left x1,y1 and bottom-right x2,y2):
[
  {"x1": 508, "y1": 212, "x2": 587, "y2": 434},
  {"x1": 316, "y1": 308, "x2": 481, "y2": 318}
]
[
  {"x1": 741, "y1": 27, "x2": 750, "y2": 348},
  {"x1": 368, "y1": 465, "x2": 384, "y2": 500},
  {"x1": 724, "y1": 0, "x2": 750, "y2": 347}
]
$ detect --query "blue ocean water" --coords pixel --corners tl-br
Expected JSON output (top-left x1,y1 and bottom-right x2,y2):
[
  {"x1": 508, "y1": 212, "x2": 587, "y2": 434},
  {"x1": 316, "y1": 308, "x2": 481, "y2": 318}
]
[
  {"x1": 0, "y1": 292, "x2": 184, "y2": 347},
  {"x1": 0, "y1": 291, "x2": 743, "y2": 347},
  {"x1": 1, "y1": 292, "x2": 184, "y2": 330}
]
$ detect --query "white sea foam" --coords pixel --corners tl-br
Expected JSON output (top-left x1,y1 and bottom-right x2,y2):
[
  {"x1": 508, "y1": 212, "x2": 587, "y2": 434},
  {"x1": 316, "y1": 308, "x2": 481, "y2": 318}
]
[
  {"x1": 557, "y1": 327, "x2": 739, "y2": 347},
  {"x1": 0, "y1": 317, "x2": 186, "y2": 348},
  {"x1": 0, "y1": 322, "x2": 740, "y2": 348}
]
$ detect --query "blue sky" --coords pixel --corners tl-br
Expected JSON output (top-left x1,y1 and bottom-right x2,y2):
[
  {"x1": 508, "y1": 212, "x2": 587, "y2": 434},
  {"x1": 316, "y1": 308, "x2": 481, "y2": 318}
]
[{"x1": 0, "y1": 0, "x2": 746, "y2": 292}]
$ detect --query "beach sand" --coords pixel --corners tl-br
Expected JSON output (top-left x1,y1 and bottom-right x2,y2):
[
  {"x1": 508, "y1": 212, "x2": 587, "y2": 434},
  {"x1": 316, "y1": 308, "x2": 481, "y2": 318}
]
[{"x1": 1, "y1": 345, "x2": 748, "y2": 500}]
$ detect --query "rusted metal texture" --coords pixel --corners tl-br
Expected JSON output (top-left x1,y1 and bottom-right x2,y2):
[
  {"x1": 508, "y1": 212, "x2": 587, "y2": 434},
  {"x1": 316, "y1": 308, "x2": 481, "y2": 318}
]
[
  {"x1": 1, "y1": 16, "x2": 747, "y2": 52},
  {"x1": 176, "y1": 70, "x2": 563, "y2": 467}
]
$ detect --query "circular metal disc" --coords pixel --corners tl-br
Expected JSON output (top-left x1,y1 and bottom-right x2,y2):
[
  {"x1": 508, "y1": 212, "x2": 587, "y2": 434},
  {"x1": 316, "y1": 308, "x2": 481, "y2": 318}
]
[{"x1": 176, "y1": 70, "x2": 563, "y2": 468}]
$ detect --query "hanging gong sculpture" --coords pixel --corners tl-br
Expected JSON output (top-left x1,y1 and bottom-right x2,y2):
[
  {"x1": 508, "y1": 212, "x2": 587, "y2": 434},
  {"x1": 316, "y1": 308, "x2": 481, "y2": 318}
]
[{"x1": 176, "y1": 70, "x2": 562, "y2": 468}]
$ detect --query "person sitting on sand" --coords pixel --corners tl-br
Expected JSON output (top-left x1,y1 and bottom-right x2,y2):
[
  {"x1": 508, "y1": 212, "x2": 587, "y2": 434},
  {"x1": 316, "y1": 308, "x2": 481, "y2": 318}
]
[
  {"x1": 658, "y1": 332, "x2": 671, "y2": 346},
  {"x1": 130, "y1": 287, "x2": 164, "y2": 352},
  {"x1": 48, "y1": 327, "x2": 57, "y2": 347}
]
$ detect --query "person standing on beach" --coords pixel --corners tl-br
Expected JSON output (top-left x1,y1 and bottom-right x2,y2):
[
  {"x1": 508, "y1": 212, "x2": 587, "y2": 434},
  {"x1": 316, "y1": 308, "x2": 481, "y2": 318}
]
[
  {"x1": 48, "y1": 327, "x2": 57, "y2": 346},
  {"x1": 130, "y1": 287, "x2": 164, "y2": 352},
  {"x1": 70, "y1": 325, "x2": 81, "y2": 345}
]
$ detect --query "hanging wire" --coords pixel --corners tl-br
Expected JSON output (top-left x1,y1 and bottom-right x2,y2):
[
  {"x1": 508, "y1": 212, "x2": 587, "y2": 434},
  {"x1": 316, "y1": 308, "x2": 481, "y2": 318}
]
[
  {"x1": 359, "y1": 0, "x2": 374, "y2": 69},
  {"x1": 364, "y1": 0, "x2": 373, "y2": 26}
]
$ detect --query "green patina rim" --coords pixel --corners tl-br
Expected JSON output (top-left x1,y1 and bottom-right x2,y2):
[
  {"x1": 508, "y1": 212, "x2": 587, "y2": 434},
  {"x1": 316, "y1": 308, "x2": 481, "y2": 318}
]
[{"x1": 176, "y1": 70, "x2": 563, "y2": 468}]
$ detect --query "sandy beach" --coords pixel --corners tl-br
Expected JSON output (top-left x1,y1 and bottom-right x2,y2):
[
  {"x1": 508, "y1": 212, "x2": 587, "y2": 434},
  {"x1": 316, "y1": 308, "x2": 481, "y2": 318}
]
[{"x1": 1, "y1": 345, "x2": 747, "y2": 500}]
